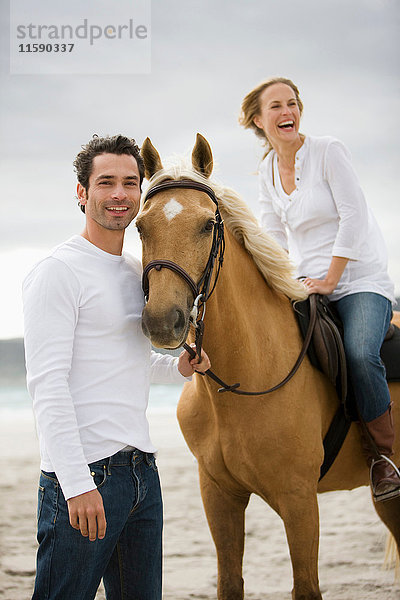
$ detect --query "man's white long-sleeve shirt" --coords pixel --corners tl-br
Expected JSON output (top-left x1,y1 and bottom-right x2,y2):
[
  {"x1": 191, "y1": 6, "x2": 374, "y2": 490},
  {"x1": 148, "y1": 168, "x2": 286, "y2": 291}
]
[
  {"x1": 23, "y1": 235, "x2": 187, "y2": 500},
  {"x1": 258, "y1": 135, "x2": 395, "y2": 303}
]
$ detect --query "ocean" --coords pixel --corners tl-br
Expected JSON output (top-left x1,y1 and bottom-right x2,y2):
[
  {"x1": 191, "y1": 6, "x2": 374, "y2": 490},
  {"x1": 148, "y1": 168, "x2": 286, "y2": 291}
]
[{"x1": 0, "y1": 383, "x2": 183, "y2": 416}]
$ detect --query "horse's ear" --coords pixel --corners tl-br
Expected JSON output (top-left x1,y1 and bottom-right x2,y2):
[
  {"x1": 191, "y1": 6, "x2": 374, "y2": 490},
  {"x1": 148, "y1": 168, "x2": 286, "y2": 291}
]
[
  {"x1": 141, "y1": 137, "x2": 163, "y2": 180},
  {"x1": 192, "y1": 133, "x2": 213, "y2": 179}
]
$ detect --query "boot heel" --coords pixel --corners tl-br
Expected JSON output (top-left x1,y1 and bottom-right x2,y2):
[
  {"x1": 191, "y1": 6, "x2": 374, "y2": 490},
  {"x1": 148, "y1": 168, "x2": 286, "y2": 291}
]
[{"x1": 371, "y1": 456, "x2": 400, "y2": 502}]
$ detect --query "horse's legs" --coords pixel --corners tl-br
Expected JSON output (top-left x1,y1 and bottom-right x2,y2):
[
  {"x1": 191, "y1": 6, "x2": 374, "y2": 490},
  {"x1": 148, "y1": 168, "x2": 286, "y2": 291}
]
[
  {"x1": 198, "y1": 465, "x2": 250, "y2": 600},
  {"x1": 373, "y1": 494, "x2": 400, "y2": 550},
  {"x1": 278, "y1": 489, "x2": 323, "y2": 600}
]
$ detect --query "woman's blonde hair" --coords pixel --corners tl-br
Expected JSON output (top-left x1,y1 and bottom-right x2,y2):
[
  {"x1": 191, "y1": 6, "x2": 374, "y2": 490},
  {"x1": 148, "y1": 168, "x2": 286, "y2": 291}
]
[{"x1": 239, "y1": 77, "x2": 303, "y2": 156}]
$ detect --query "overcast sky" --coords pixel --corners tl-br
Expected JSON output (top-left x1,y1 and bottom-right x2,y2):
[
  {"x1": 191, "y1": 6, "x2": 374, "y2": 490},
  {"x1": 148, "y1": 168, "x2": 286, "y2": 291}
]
[{"x1": 0, "y1": 0, "x2": 399, "y2": 339}]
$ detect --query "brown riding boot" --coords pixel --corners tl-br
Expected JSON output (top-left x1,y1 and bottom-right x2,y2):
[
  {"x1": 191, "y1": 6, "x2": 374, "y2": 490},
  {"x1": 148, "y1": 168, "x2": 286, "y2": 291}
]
[
  {"x1": 360, "y1": 403, "x2": 400, "y2": 502},
  {"x1": 361, "y1": 403, "x2": 400, "y2": 502}
]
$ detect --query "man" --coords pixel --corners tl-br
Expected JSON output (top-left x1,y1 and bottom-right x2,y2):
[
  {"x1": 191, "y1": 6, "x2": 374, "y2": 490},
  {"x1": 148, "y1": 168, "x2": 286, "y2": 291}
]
[{"x1": 23, "y1": 134, "x2": 210, "y2": 600}]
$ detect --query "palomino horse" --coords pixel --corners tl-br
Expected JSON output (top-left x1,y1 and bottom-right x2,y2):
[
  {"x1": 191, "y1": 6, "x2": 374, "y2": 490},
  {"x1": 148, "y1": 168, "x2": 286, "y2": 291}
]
[{"x1": 137, "y1": 134, "x2": 400, "y2": 600}]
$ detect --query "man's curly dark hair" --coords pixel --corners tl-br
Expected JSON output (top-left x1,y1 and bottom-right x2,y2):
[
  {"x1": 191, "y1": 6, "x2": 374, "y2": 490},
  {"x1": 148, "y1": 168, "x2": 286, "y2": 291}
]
[{"x1": 73, "y1": 134, "x2": 145, "y2": 213}]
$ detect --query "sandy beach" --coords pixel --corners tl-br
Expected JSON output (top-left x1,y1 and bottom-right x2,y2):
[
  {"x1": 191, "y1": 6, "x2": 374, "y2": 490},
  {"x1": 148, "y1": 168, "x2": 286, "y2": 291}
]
[{"x1": 0, "y1": 409, "x2": 398, "y2": 600}]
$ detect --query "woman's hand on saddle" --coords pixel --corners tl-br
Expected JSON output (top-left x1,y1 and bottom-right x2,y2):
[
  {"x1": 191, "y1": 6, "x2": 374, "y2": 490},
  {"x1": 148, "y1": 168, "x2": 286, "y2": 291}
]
[
  {"x1": 304, "y1": 257, "x2": 349, "y2": 295},
  {"x1": 303, "y1": 277, "x2": 335, "y2": 295},
  {"x1": 178, "y1": 344, "x2": 211, "y2": 377}
]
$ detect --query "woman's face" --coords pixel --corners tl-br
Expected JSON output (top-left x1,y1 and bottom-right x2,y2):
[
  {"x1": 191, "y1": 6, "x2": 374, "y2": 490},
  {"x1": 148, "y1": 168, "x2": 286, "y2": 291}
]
[{"x1": 253, "y1": 83, "x2": 301, "y2": 147}]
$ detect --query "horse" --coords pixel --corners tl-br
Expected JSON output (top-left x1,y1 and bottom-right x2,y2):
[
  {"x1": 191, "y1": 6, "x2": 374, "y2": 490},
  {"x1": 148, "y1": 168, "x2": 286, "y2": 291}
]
[{"x1": 136, "y1": 133, "x2": 400, "y2": 600}]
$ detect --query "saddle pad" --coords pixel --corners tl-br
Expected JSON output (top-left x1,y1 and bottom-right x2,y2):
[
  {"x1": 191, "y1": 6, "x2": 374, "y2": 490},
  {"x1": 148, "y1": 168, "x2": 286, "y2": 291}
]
[
  {"x1": 295, "y1": 301, "x2": 400, "y2": 383},
  {"x1": 294, "y1": 299, "x2": 341, "y2": 377},
  {"x1": 381, "y1": 324, "x2": 400, "y2": 382}
]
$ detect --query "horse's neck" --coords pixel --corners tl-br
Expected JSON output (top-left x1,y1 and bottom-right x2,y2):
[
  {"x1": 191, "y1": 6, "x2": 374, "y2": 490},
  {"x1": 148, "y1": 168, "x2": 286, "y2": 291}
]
[
  {"x1": 203, "y1": 229, "x2": 299, "y2": 378},
  {"x1": 211, "y1": 229, "x2": 292, "y2": 323}
]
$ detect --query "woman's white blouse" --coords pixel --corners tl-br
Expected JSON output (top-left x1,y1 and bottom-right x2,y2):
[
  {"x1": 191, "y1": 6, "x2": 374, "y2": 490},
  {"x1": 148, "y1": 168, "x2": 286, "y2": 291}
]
[{"x1": 258, "y1": 135, "x2": 395, "y2": 303}]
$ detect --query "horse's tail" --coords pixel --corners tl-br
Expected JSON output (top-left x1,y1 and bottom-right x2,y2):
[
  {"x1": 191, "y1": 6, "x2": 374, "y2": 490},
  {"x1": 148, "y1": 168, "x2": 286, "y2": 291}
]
[{"x1": 384, "y1": 532, "x2": 399, "y2": 581}]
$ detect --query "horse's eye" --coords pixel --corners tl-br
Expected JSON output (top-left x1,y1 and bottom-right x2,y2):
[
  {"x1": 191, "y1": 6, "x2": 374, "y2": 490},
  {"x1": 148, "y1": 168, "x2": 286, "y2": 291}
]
[
  {"x1": 136, "y1": 224, "x2": 143, "y2": 238},
  {"x1": 204, "y1": 219, "x2": 215, "y2": 232}
]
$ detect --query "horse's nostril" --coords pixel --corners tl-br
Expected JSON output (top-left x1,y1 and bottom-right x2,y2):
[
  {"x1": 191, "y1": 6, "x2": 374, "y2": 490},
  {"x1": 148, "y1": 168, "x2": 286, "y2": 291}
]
[
  {"x1": 173, "y1": 309, "x2": 185, "y2": 334},
  {"x1": 141, "y1": 305, "x2": 188, "y2": 347}
]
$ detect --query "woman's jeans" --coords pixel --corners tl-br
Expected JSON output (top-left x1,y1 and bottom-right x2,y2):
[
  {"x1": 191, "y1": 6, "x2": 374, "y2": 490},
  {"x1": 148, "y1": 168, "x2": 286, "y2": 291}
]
[
  {"x1": 32, "y1": 448, "x2": 163, "y2": 600},
  {"x1": 332, "y1": 292, "x2": 392, "y2": 422}
]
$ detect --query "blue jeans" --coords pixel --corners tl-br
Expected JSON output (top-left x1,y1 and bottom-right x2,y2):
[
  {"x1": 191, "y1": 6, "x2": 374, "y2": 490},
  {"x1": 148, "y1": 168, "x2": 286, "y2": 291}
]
[
  {"x1": 32, "y1": 449, "x2": 163, "y2": 600},
  {"x1": 332, "y1": 292, "x2": 392, "y2": 422}
]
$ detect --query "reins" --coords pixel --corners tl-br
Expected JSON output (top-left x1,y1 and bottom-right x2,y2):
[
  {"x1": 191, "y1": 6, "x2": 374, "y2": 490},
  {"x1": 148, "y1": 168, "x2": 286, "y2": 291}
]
[
  {"x1": 142, "y1": 178, "x2": 314, "y2": 396},
  {"x1": 183, "y1": 298, "x2": 316, "y2": 395}
]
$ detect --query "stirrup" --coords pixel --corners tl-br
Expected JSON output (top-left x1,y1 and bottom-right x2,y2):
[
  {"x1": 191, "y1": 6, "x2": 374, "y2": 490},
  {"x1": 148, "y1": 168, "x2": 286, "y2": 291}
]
[{"x1": 370, "y1": 456, "x2": 400, "y2": 502}]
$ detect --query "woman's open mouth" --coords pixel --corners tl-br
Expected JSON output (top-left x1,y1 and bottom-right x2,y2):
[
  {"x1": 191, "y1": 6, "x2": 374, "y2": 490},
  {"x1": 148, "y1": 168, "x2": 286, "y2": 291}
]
[{"x1": 278, "y1": 120, "x2": 295, "y2": 131}]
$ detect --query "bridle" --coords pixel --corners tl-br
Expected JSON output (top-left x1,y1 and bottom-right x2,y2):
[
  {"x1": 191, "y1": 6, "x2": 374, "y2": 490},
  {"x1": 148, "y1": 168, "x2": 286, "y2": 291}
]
[
  {"x1": 142, "y1": 179, "x2": 225, "y2": 359},
  {"x1": 141, "y1": 178, "x2": 316, "y2": 396}
]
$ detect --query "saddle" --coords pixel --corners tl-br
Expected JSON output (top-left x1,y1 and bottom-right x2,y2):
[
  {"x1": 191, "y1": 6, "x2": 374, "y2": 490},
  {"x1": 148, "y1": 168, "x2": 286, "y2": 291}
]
[
  {"x1": 295, "y1": 296, "x2": 400, "y2": 410},
  {"x1": 294, "y1": 295, "x2": 400, "y2": 479},
  {"x1": 296, "y1": 295, "x2": 347, "y2": 402}
]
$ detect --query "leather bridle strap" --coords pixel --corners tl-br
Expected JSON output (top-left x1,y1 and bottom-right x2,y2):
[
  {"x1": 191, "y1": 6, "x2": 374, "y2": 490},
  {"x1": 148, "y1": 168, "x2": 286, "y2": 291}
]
[
  {"x1": 141, "y1": 178, "x2": 225, "y2": 360},
  {"x1": 142, "y1": 259, "x2": 198, "y2": 302},
  {"x1": 144, "y1": 178, "x2": 220, "y2": 207},
  {"x1": 142, "y1": 179, "x2": 225, "y2": 304},
  {"x1": 142, "y1": 179, "x2": 224, "y2": 305}
]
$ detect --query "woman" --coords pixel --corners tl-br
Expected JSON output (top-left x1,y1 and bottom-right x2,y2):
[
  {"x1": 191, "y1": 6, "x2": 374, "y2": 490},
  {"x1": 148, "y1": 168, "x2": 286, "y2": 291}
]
[{"x1": 239, "y1": 77, "x2": 399, "y2": 502}]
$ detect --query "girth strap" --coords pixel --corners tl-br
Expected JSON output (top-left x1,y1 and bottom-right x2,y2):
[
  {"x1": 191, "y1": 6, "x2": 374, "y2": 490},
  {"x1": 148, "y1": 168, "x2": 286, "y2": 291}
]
[{"x1": 319, "y1": 405, "x2": 351, "y2": 480}]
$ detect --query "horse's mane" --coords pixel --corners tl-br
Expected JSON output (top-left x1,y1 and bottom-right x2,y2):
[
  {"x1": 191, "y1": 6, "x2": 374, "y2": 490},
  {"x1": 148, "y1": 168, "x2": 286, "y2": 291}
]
[{"x1": 143, "y1": 158, "x2": 308, "y2": 301}]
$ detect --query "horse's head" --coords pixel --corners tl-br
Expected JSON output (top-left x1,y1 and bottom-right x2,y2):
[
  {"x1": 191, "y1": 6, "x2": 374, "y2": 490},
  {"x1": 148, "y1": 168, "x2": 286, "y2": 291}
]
[{"x1": 137, "y1": 134, "x2": 220, "y2": 349}]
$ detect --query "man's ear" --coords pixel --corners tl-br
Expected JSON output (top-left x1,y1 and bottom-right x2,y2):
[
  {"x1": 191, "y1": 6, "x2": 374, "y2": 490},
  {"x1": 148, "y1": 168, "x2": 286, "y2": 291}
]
[{"x1": 77, "y1": 183, "x2": 87, "y2": 205}]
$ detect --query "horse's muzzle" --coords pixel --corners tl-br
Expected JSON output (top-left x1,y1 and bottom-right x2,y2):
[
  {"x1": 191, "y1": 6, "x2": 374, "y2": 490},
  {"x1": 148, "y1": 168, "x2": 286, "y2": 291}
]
[{"x1": 141, "y1": 305, "x2": 189, "y2": 349}]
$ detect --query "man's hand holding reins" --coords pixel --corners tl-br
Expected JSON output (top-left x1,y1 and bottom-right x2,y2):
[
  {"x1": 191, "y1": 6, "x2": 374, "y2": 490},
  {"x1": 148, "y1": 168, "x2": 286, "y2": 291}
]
[{"x1": 178, "y1": 345, "x2": 211, "y2": 377}]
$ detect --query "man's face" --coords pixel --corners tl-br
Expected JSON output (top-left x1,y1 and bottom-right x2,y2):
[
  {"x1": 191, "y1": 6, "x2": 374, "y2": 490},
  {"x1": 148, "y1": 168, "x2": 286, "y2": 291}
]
[{"x1": 77, "y1": 153, "x2": 141, "y2": 231}]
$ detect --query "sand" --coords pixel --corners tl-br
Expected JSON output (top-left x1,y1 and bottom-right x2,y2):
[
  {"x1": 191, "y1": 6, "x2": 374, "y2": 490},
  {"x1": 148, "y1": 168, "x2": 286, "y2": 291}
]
[{"x1": 0, "y1": 409, "x2": 398, "y2": 600}]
